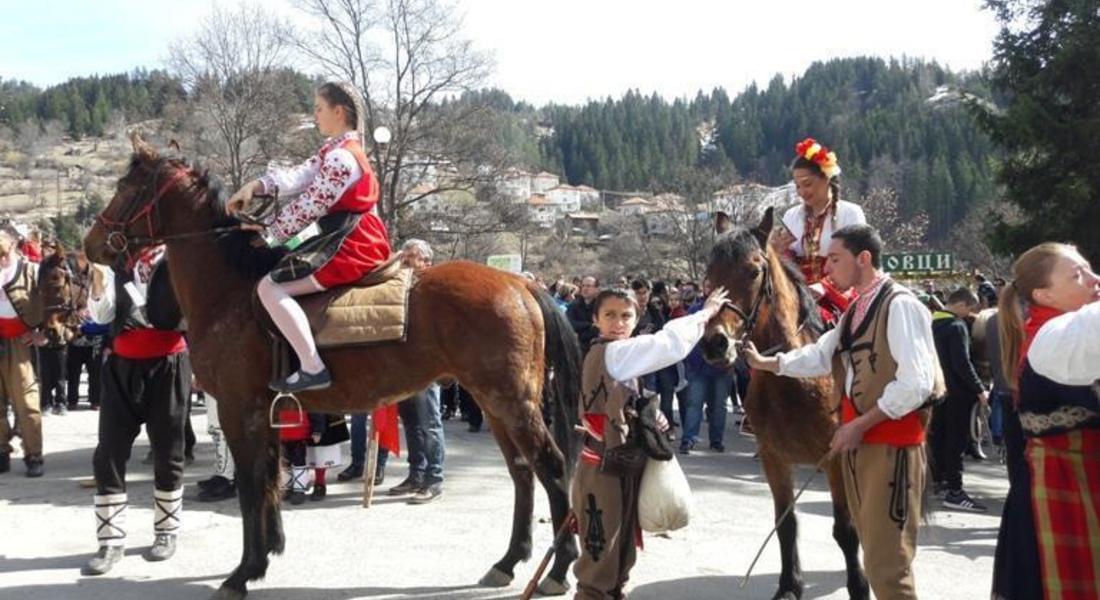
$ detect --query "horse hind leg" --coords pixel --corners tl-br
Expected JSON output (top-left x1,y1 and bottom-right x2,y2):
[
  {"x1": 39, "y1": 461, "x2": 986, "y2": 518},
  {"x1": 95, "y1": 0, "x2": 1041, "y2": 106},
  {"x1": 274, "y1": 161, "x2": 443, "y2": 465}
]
[
  {"x1": 523, "y1": 411, "x2": 577, "y2": 595},
  {"x1": 478, "y1": 412, "x2": 535, "y2": 588},
  {"x1": 759, "y1": 450, "x2": 803, "y2": 600},
  {"x1": 826, "y1": 457, "x2": 869, "y2": 600}
]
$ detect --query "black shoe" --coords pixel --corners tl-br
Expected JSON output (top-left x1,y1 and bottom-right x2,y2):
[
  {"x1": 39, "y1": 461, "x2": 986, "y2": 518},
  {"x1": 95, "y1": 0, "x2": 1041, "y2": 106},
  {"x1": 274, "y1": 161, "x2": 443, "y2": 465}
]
[
  {"x1": 57, "y1": 403, "x2": 67, "y2": 416},
  {"x1": 197, "y1": 475, "x2": 221, "y2": 490},
  {"x1": 144, "y1": 533, "x2": 177, "y2": 561},
  {"x1": 710, "y1": 442, "x2": 726, "y2": 453},
  {"x1": 310, "y1": 484, "x2": 327, "y2": 501},
  {"x1": 68, "y1": 402, "x2": 79, "y2": 411},
  {"x1": 337, "y1": 464, "x2": 364, "y2": 482},
  {"x1": 467, "y1": 423, "x2": 481, "y2": 432},
  {"x1": 409, "y1": 483, "x2": 442, "y2": 504},
  {"x1": 679, "y1": 440, "x2": 695, "y2": 455},
  {"x1": 184, "y1": 453, "x2": 195, "y2": 465},
  {"x1": 943, "y1": 489, "x2": 988, "y2": 513},
  {"x1": 197, "y1": 477, "x2": 236, "y2": 502},
  {"x1": 83, "y1": 545, "x2": 124, "y2": 575},
  {"x1": 25, "y1": 458, "x2": 44, "y2": 478},
  {"x1": 388, "y1": 476, "x2": 423, "y2": 496},
  {"x1": 373, "y1": 471, "x2": 385, "y2": 486},
  {"x1": 0, "y1": 453, "x2": 9, "y2": 474},
  {"x1": 269, "y1": 368, "x2": 332, "y2": 393},
  {"x1": 287, "y1": 491, "x2": 307, "y2": 505}
]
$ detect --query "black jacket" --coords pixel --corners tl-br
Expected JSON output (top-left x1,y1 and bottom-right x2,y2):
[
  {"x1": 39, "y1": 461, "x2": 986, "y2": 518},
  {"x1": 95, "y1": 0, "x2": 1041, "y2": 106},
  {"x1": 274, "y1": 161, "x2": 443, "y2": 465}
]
[
  {"x1": 566, "y1": 297, "x2": 598, "y2": 350},
  {"x1": 931, "y1": 311, "x2": 985, "y2": 400}
]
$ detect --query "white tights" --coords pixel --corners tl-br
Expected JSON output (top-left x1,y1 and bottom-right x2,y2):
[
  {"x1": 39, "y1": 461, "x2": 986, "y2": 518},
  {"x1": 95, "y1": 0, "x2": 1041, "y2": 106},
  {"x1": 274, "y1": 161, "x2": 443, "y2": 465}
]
[{"x1": 257, "y1": 275, "x2": 326, "y2": 375}]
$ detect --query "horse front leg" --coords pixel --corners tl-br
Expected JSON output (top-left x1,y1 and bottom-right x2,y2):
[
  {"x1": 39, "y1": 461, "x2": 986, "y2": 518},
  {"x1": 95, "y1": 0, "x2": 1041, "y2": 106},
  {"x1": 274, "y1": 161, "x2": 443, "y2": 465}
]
[
  {"x1": 759, "y1": 450, "x2": 803, "y2": 600},
  {"x1": 826, "y1": 456, "x2": 869, "y2": 600},
  {"x1": 213, "y1": 399, "x2": 282, "y2": 600},
  {"x1": 478, "y1": 413, "x2": 535, "y2": 588}
]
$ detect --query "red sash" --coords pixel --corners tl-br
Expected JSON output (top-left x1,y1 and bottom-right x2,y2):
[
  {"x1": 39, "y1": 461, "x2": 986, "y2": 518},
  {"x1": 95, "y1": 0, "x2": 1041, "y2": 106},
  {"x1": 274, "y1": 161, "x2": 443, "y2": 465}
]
[{"x1": 841, "y1": 396, "x2": 925, "y2": 446}]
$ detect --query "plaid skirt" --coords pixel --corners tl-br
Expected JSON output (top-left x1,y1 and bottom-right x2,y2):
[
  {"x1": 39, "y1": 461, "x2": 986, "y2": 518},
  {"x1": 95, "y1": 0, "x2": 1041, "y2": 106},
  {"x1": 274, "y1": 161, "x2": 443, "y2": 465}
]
[{"x1": 1028, "y1": 428, "x2": 1100, "y2": 600}]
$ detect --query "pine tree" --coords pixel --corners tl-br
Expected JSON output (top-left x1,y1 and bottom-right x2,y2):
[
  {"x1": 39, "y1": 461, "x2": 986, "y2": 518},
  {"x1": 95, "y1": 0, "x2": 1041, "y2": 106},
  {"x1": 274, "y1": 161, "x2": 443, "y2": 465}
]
[{"x1": 973, "y1": 0, "x2": 1100, "y2": 262}]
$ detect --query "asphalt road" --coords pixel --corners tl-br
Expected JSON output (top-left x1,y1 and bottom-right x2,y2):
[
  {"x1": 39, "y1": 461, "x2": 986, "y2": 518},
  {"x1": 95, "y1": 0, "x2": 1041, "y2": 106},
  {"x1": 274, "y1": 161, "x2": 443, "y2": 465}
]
[{"x1": 0, "y1": 402, "x2": 1008, "y2": 599}]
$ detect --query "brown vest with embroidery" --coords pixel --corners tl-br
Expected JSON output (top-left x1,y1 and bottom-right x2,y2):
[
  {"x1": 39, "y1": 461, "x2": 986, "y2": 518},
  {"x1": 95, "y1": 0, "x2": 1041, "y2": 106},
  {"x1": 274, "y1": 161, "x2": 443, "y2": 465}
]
[
  {"x1": 831, "y1": 280, "x2": 931, "y2": 445},
  {"x1": 581, "y1": 341, "x2": 637, "y2": 452}
]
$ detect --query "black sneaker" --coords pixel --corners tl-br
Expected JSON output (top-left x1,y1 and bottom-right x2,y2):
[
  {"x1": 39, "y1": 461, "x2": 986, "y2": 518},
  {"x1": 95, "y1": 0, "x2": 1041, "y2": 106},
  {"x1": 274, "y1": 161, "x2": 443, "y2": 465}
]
[
  {"x1": 197, "y1": 475, "x2": 221, "y2": 491},
  {"x1": 337, "y1": 464, "x2": 364, "y2": 482},
  {"x1": 197, "y1": 477, "x2": 236, "y2": 502},
  {"x1": 710, "y1": 442, "x2": 726, "y2": 453},
  {"x1": 373, "y1": 470, "x2": 385, "y2": 486},
  {"x1": 679, "y1": 440, "x2": 695, "y2": 455},
  {"x1": 83, "y1": 545, "x2": 124, "y2": 575},
  {"x1": 287, "y1": 491, "x2": 307, "y2": 505},
  {"x1": 0, "y1": 453, "x2": 9, "y2": 474},
  {"x1": 409, "y1": 483, "x2": 442, "y2": 504},
  {"x1": 57, "y1": 404, "x2": 68, "y2": 416},
  {"x1": 310, "y1": 484, "x2": 327, "y2": 502},
  {"x1": 388, "y1": 476, "x2": 423, "y2": 496},
  {"x1": 144, "y1": 533, "x2": 177, "y2": 561},
  {"x1": 269, "y1": 368, "x2": 332, "y2": 393},
  {"x1": 943, "y1": 489, "x2": 988, "y2": 513}
]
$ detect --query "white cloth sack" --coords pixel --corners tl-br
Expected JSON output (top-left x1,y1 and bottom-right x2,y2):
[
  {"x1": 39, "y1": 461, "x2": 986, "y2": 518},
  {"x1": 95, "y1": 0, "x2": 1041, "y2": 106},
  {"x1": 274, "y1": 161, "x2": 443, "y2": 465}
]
[{"x1": 638, "y1": 455, "x2": 692, "y2": 533}]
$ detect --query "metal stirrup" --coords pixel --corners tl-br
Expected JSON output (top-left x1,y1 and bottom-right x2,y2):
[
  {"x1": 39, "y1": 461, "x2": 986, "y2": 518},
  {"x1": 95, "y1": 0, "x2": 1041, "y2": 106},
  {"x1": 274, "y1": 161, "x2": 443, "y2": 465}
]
[{"x1": 269, "y1": 393, "x2": 305, "y2": 429}]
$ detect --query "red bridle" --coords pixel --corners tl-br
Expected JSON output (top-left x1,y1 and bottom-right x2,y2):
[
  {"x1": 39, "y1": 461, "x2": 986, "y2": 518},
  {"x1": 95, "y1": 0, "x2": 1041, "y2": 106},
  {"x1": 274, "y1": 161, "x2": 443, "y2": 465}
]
[{"x1": 95, "y1": 165, "x2": 192, "y2": 257}]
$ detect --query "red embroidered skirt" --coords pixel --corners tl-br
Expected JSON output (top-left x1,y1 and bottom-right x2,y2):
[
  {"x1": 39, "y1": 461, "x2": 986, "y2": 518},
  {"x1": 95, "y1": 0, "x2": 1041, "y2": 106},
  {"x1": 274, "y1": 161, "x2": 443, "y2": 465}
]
[{"x1": 312, "y1": 212, "x2": 391, "y2": 289}]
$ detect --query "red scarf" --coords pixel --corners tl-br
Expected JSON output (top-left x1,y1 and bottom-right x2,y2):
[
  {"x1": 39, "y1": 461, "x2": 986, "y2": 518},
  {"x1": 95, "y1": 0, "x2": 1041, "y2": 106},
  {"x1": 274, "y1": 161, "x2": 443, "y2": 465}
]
[{"x1": 1020, "y1": 304, "x2": 1065, "y2": 372}]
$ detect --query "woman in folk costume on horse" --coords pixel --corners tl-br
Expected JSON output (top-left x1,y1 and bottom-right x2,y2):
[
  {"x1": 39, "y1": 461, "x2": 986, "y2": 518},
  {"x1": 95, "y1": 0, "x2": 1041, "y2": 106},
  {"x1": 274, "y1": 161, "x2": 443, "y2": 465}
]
[
  {"x1": 226, "y1": 82, "x2": 391, "y2": 393},
  {"x1": 992, "y1": 243, "x2": 1100, "y2": 600},
  {"x1": 770, "y1": 138, "x2": 866, "y2": 325}
]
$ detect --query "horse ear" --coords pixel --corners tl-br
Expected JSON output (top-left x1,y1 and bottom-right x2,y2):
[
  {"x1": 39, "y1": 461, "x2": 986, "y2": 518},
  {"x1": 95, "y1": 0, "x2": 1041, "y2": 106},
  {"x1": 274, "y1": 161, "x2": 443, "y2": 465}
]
[
  {"x1": 752, "y1": 206, "x2": 775, "y2": 248},
  {"x1": 713, "y1": 211, "x2": 732, "y2": 235},
  {"x1": 167, "y1": 139, "x2": 182, "y2": 155},
  {"x1": 130, "y1": 131, "x2": 159, "y2": 163}
]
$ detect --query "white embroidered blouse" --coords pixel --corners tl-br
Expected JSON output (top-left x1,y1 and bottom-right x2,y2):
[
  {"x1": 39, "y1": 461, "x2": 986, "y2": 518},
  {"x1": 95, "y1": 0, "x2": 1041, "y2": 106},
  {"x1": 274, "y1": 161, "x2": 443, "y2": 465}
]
[
  {"x1": 258, "y1": 131, "x2": 364, "y2": 244},
  {"x1": 780, "y1": 200, "x2": 867, "y2": 258}
]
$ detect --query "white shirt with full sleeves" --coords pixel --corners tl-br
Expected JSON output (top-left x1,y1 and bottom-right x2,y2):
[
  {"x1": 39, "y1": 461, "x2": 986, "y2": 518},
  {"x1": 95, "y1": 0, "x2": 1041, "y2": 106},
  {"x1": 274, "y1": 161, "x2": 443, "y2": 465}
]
[
  {"x1": 1028, "y1": 300, "x2": 1100, "y2": 386},
  {"x1": 603, "y1": 310, "x2": 712, "y2": 383},
  {"x1": 258, "y1": 131, "x2": 364, "y2": 244},
  {"x1": 777, "y1": 292, "x2": 937, "y2": 420},
  {"x1": 781, "y1": 200, "x2": 866, "y2": 258}
]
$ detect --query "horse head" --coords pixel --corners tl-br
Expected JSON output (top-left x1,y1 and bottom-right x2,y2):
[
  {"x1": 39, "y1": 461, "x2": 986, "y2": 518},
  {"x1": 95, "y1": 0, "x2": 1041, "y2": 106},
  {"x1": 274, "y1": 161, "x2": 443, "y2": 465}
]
[
  {"x1": 38, "y1": 247, "x2": 78, "y2": 343},
  {"x1": 83, "y1": 133, "x2": 216, "y2": 268},
  {"x1": 699, "y1": 207, "x2": 776, "y2": 369}
]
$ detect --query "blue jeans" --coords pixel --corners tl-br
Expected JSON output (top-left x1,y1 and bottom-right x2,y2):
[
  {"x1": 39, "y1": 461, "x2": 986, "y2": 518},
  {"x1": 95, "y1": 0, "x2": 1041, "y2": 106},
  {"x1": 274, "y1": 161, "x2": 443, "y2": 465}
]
[
  {"x1": 349, "y1": 412, "x2": 389, "y2": 472},
  {"x1": 682, "y1": 370, "x2": 734, "y2": 446},
  {"x1": 399, "y1": 384, "x2": 444, "y2": 484}
]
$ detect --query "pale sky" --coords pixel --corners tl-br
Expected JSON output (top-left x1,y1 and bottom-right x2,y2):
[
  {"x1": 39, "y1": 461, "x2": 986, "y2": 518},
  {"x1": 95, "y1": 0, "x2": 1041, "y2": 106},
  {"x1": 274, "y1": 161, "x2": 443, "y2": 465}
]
[{"x1": 1, "y1": 0, "x2": 1000, "y2": 105}]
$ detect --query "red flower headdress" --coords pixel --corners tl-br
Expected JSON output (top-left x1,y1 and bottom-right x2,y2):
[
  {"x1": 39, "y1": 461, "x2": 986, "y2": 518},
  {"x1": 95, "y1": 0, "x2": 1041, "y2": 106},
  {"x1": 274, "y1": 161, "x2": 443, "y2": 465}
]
[{"x1": 795, "y1": 138, "x2": 841, "y2": 178}]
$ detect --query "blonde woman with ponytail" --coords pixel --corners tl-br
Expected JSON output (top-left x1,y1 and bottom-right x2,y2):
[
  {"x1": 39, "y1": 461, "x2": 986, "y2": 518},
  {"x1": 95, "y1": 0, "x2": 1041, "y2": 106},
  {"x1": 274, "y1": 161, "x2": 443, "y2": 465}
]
[{"x1": 991, "y1": 242, "x2": 1100, "y2": 600}]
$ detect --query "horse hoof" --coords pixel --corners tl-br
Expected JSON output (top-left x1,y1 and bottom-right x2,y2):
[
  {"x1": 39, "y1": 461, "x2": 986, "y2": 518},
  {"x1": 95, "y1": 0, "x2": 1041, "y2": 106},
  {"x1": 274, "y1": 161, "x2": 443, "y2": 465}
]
[
  {"x1": 478, "y1": 566, "x2": 513, "y2": 587},
  {"x1": 210, "y1": 586, "x2": 246, "y2": 600},
  {"x1": 537, "y1": 576, "x2": 570, "y2": 596}
]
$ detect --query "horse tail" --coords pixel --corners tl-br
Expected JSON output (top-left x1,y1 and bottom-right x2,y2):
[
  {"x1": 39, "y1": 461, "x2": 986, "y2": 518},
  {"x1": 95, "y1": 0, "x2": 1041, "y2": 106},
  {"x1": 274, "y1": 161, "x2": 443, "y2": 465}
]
[{"x1": 529, "y1": 285, "x2": 582, "y2": 476}]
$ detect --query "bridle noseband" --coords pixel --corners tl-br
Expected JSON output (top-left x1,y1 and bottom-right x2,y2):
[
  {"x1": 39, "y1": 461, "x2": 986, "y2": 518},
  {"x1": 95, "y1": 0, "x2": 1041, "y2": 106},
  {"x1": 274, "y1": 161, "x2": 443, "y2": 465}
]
[{"x1": 720, "y1": 259, "x2": 773, "y2": 346}]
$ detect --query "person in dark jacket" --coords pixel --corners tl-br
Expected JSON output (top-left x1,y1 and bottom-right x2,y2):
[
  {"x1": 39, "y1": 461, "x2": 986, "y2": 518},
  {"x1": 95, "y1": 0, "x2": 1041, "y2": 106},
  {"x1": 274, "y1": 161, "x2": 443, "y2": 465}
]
[
  {"x1": 567, "y1": 275, "x2": 600, "y2": 352},
  {"x1": 930, "y1": 287, "x2": 989, "y2": 512}
]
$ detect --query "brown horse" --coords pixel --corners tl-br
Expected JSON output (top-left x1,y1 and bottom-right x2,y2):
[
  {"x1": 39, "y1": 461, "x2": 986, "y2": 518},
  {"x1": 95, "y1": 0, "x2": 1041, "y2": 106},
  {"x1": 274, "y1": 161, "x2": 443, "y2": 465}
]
[
  {"x1": 700, "y1": 208, "x2": 869, "y2": 600},
  {"x1": 38, "y1": 246, "x2": 79, "y2": 346},
  {"x1": 83, "y1": 135, "x2": 581, "y2": 600}
]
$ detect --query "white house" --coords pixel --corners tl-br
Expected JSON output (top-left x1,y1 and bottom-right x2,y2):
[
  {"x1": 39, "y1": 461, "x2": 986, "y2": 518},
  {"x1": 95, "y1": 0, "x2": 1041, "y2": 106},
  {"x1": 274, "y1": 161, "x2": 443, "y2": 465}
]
[
  {"x1": 575, "y1": 185, "x2": 602, "y2": 210},
  {"x1": 617, "y1": 196, "x2": 654, "y2": 217},
  {"x1": 497, "y1": 168, "x2": 533, "y2": 202},
  {"x1": 532, "y1": 171, "x2": 560, "y2": 193},
  {"x1": 545, "y1": 184, "x2": 582, "y2": 213}
]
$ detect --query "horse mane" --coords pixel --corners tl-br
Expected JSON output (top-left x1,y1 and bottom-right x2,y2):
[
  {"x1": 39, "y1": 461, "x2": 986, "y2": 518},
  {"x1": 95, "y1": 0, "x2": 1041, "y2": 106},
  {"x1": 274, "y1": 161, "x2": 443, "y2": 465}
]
[
  {"x1": 142, "y1": 154, "x2": 287, "y2": 280},
  {"x1": 710, "y1": 228, "x2": 823, "y2": 336}
]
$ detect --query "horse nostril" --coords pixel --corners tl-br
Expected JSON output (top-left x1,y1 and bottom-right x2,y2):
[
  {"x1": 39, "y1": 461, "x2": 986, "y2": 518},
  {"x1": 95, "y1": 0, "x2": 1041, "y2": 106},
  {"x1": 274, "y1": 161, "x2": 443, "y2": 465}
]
[{"x1": 702, "y1": 334, "x2": 729, "y2": 359}]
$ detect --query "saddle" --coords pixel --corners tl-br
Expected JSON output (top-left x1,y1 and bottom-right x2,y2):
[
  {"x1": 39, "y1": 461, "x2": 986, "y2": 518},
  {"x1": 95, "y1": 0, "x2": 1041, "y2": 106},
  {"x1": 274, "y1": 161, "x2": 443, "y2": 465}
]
[{"x1": 257, "y1": 254, "x2": 415, "y2": 349}]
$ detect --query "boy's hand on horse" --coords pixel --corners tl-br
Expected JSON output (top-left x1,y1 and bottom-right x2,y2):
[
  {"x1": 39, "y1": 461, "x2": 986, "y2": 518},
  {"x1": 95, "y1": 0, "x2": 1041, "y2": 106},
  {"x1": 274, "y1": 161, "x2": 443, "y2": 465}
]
[
  {"x1": 702, "y1": 286, "x2": 731, "y2": 318},
  {"x1": 226, "y1": 180, "x2": 263, "y2": 216}
]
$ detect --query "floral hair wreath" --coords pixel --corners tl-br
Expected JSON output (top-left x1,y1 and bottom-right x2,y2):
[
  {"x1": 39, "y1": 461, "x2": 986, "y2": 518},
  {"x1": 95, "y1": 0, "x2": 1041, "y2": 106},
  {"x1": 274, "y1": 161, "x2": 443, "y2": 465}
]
[{"x1": 795, "y1": 138, "x2": 842, "y2": 179}]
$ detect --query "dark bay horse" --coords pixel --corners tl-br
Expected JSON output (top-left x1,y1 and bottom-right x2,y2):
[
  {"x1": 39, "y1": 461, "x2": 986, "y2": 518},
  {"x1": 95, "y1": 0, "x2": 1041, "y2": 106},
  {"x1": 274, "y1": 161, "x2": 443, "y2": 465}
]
[
  {"x1": 83, "y1": 135, "x2": 581, "y2": 600},
  {"x1": 701, "y1": 208, "x2": 868, "y2": 600}
]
